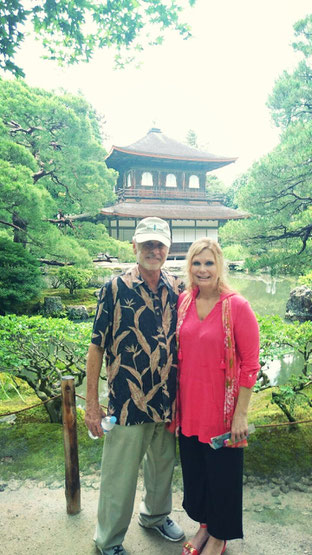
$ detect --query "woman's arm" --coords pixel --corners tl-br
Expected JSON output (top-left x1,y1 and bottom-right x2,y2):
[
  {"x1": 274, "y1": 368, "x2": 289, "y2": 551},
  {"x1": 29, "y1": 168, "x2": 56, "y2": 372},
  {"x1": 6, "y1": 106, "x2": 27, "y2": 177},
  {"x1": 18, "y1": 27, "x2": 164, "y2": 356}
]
[{"x1": 231, "y1": 386, "x2": 253, "y2": 443}]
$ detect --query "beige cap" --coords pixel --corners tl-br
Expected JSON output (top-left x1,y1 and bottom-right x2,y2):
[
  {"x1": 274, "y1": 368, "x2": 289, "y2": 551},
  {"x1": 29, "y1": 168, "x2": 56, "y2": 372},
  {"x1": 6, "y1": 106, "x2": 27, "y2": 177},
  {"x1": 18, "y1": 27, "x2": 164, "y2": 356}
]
[{"x1": 133, "y1": 217, "x2": 171, "y2": 248}]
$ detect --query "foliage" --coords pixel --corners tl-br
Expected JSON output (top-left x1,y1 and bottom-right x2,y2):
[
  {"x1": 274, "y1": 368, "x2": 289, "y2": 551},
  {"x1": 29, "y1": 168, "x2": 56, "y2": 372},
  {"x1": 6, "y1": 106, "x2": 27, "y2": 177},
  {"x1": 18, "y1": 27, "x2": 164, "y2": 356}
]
[
  {"x1": 298, "y1": 272, "x2": 312, "y2": 288},
  {"x1": 75, "y1": 222, "x2": 136, "y2": 262},
  {"x1": 0, "y1": 374, "x2": 26, "y2": 402},
  {"x1": 220, "y1": 15, "x2": 312, "y2": 274},
  {"x1": 45, "y1": 267, "x2": 62, "y2": 289},
  {"x1": 0, "y1": 315, "x2": 92, "y2": 422},
  {"x1": 256, "y1": 314, "x2": 312, "y2": 421},
  {"x1": 0, "y1": 78, "x2": 138, "y2": 273},
  {"x1": 0, "y1": 237, "x2": 43, "y2": 314},
  {"x1": 58, "y1": 266, "x2": 93, "y2": 295},
  {"x1": 271, "y1": 374, "x2": 312, "y2": 423},
  {"x1": 222, "y1": 243, "x2": 249, "y2": 262},
  {"x1": 206, "y1": 174, "x2": 228, "y2": 196},
  {"x1": 0, "y1": 0, "x2": 195, "y2": 77},
  {"x1": 185, "y1": 129, "x2": 198, "y2": 148}
]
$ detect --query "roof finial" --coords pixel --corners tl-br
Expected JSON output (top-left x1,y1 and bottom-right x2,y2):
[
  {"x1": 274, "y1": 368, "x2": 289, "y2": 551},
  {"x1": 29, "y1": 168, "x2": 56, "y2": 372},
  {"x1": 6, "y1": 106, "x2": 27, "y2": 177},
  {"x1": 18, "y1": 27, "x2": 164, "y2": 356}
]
[{"x1": 148, "y1": 122, "x2": 161, "y2": 134}]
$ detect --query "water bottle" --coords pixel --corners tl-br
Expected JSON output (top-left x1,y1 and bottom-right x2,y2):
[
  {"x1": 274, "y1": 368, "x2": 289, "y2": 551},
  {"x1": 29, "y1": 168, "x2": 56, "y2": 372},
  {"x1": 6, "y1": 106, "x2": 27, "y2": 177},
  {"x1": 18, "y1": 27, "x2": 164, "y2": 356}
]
[{"x1": 88, "y1": 415, "x2": 117, "y2": 439}]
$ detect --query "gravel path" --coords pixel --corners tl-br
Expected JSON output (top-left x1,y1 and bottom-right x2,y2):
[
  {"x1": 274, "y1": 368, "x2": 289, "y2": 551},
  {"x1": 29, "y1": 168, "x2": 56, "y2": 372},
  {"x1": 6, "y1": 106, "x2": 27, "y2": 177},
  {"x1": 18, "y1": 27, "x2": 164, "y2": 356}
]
[{"x1": 1, "y1": 475, "x2": 312, "y2": 555}]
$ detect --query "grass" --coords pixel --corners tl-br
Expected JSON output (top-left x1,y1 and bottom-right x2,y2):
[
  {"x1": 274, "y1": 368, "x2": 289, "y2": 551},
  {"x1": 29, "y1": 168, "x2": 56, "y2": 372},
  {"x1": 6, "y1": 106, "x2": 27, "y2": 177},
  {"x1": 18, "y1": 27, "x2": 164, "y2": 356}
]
[
  {"x1": 245, "y1": 387, "x2": 312, "y2": 478},
  {"x1": 0, "y1": 394, "x2": 103, "y2": 482},
  {"x1": 1, "y1": 386, "x2": 311, "y2": 485}
]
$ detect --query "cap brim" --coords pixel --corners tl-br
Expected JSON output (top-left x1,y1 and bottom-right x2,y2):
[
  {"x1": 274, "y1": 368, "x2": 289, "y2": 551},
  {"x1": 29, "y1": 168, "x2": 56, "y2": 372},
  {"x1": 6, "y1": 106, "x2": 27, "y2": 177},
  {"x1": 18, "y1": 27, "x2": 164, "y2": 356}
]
[{"x1": 134, "y1": 233, "x2": 171, "y2": 248}]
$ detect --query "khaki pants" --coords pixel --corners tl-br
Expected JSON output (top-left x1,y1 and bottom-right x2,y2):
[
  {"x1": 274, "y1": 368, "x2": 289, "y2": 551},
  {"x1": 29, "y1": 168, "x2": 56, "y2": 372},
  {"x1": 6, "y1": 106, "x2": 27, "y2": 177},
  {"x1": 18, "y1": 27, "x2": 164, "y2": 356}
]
[{"x1": 94, "y1": 422, "x2": 176, "y2": 551}]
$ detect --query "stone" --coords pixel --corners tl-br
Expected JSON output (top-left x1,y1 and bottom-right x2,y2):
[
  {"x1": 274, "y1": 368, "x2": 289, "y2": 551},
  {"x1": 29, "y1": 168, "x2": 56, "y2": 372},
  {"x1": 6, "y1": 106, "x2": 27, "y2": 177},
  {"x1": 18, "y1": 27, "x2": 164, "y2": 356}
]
[
  {"x1": 285, "y1": 285, "x2": 312, "y2": 322},
  {"x1": 43, "y1": 296, "x2": 63, "y2": 317},
  {"x1": 280, "y1": 485, "x2": 290, "y2": 494},
  {"x1": 66, "y1": 305, "x2": 89, "y2": 320},
  {"x1": 271, "y1": 489, "x2": 280, "y2": 497}
]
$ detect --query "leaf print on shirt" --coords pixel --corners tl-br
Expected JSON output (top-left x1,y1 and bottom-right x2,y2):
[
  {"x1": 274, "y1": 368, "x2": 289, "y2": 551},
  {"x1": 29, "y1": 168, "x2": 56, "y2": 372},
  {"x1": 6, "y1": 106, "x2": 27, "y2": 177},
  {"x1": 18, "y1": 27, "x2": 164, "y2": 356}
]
[
  {"x1": 129, "y1": 326, "x2": 151, "y2": 356},
  {"x1": 161, "y1": 287, "x2": 168, "y2": 311},
  {"x1": 108, "y1": 353, "x2": 121, "y2": 383},
  {"x1": 139, "y1": 286, "x2": 154, "y2": 312},
  {"x1": 150, "y1": 345, "x2": 160, "y2": 374},
  {"x1": 122, "y1": 364, "x2": 143, "y2": 387},
  {"x1": 148, "y1": 406, "x2": 163, "y2": 422},
  {"x1": 160, "y1": 353, "x2": 173, "y2": 382},
  {"x1": 92, "y1": 329, "x2": 106, "y2": 348},
  {"x1": 111, "y1": 330, "x2": 130, "y2": 357},
  {"x1": 113, "y1": 299, "x2": 122, "y2": 338},
  {"x1": 126, "y1": 379, "x2": 148, "y2": 413},
  {"x1": 134, "y1": 305, "x2": 147, "y2": 328},
  {"x1": 95, "y1": 299, "x2": 104, "y2": 321},
  {"x1": 111, "y1": 277, "x2": 119, "y2": 305},
  {"x1": 145, "y1": 382, "x2": 163, "y2": 402},
  {"x1": 162, "y1": 303, "x2": 172, "y2": 338},
  {"x1": 119, "y1": 398, "x2": 131, "y2": 426}
]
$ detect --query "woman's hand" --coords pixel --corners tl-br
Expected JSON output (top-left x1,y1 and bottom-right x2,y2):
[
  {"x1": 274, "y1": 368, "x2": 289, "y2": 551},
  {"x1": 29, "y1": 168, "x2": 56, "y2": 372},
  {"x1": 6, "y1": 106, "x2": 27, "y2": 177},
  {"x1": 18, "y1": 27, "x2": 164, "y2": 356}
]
[{"x1": 230, "y1": 412, "x2": 248, "y2": 445}]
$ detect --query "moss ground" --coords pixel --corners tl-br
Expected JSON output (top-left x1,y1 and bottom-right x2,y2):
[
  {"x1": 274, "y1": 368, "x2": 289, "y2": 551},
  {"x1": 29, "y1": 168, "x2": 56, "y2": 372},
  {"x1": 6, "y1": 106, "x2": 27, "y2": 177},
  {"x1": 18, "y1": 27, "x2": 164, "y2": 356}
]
[{"x1": 1, "y1": 387, "x2": 311, "y2": 485}]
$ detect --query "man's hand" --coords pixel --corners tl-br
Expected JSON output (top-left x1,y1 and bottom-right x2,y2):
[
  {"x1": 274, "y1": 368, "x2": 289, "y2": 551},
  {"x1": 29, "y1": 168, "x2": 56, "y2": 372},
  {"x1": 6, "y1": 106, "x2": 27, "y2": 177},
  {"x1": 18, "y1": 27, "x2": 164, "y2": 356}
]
[{"x1": 85, "y1": 401, "x2": 106, "y2": 438}]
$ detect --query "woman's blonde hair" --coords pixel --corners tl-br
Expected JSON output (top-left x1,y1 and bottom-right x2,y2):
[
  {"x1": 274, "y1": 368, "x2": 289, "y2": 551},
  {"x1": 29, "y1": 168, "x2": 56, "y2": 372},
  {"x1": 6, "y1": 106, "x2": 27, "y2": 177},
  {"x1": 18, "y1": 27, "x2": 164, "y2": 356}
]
[{"x1": 185, "y1": 237, "x2": 232, "y2": 293}]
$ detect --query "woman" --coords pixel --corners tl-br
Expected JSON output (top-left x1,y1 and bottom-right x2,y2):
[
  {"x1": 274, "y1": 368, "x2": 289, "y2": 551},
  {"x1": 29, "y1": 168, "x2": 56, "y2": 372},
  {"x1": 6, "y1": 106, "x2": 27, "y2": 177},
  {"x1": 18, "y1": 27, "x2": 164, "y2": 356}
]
[{"x1": 177, "y1": 238, "x2": 260, "y2": 555}]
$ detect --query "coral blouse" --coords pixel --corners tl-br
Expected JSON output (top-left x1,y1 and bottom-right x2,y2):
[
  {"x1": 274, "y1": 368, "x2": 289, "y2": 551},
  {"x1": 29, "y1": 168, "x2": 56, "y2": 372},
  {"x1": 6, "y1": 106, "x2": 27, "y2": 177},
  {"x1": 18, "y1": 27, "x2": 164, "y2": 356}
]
[{"x1": 178, "y1": 292, "x2": 260, "y2": 444}]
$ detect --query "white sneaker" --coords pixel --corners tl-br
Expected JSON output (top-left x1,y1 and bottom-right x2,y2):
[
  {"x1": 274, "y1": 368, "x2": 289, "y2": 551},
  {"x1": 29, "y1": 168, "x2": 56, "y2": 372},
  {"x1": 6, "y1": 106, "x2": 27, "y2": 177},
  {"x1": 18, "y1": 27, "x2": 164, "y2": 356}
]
[{"x1": 140, "y1": 516, "x2": 185, "y2": 542}]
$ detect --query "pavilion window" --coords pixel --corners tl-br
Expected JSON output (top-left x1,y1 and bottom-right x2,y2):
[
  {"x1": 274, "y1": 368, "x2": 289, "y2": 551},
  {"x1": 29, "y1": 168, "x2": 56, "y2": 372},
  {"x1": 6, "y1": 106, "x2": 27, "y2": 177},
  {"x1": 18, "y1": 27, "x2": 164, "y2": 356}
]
[
  {"x1": 189, "y1": 175, "x2": 200, "y2": 188},
  {"x1": 166, "y1": 173, "x2": 177, "y2": 187},
  {"x1": 141, "y1": 172, "x2": 153, "y2": 186},
  {"x1": 127, "y1": 173, "x2": 132, "y2": 187}
]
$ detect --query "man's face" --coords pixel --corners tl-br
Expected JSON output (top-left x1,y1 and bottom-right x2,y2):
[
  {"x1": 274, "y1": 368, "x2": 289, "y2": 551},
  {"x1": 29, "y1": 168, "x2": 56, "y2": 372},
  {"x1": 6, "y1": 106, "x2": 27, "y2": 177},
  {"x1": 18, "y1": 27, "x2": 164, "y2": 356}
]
[{"x1": 133, "y1": 240, "x2": 169, "y2": 271}]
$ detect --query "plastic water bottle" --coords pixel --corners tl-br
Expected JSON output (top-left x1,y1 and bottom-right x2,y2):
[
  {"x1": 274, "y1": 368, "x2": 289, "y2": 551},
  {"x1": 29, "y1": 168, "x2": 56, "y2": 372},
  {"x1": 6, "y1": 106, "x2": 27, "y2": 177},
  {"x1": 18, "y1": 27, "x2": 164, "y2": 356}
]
[{"x1": 88, "y1": 415, "x2": 117, "y2": 439}]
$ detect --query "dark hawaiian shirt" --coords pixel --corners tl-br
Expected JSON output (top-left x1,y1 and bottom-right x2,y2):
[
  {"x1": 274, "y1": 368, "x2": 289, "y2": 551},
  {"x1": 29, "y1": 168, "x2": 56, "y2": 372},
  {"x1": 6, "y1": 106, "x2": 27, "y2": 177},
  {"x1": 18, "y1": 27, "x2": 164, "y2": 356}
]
[{"x1": 91, "y1": 265, "x2": 184, "y2": 426}]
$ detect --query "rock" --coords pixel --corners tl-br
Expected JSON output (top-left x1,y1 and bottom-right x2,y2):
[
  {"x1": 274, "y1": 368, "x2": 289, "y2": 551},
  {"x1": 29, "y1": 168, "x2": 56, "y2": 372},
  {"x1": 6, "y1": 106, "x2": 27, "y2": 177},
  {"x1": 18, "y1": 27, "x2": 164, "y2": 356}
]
[
  {"x1": 43, "y1": 296, "x2": 63, "y2": 317},
  {"x1": 285, "y1": 285, "x2": 312, "y2": 322},
  {"x1": 271, "y1": 489, "x2": 280, "y2": 497},
  {"x1": 292, "y1": 483, "x2": 310, "y2": 493},
  {"x1": 8, "y1": 481, "x2": 21, "y2": 491},
  {"x1": 66, "y1": 305, "x2": 89, "y2": 320},
  {"x1": 280, "y1": 485, "x2": 290, "y2": 494}
]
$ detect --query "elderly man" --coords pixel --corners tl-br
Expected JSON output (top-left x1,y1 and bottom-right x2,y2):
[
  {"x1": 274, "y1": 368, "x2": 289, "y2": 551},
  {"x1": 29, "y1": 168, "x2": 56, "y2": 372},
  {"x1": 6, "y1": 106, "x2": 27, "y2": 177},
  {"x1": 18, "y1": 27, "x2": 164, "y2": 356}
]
[{"x1": 85, "y1": 217, "x2": 185, "y2": 555}]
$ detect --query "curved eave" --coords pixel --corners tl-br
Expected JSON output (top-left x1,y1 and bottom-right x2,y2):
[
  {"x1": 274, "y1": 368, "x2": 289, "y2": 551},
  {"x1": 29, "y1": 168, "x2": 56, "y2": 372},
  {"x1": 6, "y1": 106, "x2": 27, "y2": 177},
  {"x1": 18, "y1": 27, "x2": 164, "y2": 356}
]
[
  {"x1": 100, "y1": 202, "x2": 248, "y2": 221},
  {"x1": 105, "y1": 146, "x2": 237, "y2": 164}
]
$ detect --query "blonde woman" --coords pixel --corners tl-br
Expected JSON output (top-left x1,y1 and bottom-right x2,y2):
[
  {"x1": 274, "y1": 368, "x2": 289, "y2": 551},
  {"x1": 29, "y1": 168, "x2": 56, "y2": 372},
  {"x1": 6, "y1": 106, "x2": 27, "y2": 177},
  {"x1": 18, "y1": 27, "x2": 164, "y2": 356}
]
[{"x1": 177, "y1": 238, "x2": 260, "y2": 555}]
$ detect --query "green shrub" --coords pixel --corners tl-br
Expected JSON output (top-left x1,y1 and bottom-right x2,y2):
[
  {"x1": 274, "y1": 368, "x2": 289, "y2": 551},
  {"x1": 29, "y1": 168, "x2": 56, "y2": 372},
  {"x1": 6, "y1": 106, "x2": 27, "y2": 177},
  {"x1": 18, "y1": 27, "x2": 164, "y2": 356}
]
[
  {"x1": 0, "y1": 238, "x2": 43, "y2": 314},
  {"x1": 58, "y1": 266, "x2": 93, "y2": 295},
  {"x1": 0, "y1": 315, "x2": 92, "y2": 422}
]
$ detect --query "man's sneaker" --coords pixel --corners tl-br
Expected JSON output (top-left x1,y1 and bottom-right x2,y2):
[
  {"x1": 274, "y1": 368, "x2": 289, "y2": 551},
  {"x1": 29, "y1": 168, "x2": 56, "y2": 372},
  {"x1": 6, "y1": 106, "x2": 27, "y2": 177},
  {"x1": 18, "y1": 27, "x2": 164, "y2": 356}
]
[
  {"x1": 96, "y1": 544, "x2": 127, "y2": 555},
  {"x1": 141, "y1": 516, "x2": 185, "y2": 542}
]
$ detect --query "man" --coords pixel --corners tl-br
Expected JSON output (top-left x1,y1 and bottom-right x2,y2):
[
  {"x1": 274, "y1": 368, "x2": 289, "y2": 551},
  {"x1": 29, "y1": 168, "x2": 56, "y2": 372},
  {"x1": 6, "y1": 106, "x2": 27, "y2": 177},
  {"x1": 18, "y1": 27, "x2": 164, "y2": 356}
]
[{"x1": 85, "y1": 217, "x2": 185, "y2": 555}]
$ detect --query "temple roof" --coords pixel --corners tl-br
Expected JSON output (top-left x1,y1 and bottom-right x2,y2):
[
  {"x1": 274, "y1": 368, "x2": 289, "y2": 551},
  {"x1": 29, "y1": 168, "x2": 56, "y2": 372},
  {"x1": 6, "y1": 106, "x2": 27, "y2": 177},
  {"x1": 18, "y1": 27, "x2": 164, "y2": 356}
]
[
  {"x1": 100, "y1": 201, "x2": 247, "y2": 221},
  {"x1": 105, "y1": 128, "x2": 237, "y2": 171}
]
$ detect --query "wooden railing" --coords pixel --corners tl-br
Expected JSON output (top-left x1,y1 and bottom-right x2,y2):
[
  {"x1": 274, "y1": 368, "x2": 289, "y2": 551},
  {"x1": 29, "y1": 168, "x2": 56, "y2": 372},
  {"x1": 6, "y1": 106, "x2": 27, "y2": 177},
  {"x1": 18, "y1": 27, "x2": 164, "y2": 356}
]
[{"x1": 117, "y1": 188, "x2": 224, "y2": 203}]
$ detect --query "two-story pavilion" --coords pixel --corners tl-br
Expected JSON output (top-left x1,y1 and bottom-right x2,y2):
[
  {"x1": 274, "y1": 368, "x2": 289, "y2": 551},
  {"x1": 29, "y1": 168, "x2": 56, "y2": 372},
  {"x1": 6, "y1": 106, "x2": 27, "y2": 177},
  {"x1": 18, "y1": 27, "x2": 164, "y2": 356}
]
[{"x1": 102, "y1": 127, "x2": 246, "y2": 258}]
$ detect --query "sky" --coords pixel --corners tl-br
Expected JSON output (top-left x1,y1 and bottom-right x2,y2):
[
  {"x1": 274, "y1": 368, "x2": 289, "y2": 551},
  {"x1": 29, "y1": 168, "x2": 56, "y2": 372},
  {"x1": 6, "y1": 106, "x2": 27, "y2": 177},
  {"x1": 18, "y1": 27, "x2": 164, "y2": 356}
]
[{"x1": 10, "y1": 0, "x2": 312, "y2": 186}]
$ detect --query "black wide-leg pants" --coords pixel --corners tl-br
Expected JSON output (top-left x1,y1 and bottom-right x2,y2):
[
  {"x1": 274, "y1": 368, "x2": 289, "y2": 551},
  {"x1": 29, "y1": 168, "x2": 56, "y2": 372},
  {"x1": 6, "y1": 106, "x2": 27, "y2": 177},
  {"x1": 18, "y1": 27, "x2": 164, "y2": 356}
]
[{"x1": 179, "y1": 433, "x2": 244, "y2": 540}]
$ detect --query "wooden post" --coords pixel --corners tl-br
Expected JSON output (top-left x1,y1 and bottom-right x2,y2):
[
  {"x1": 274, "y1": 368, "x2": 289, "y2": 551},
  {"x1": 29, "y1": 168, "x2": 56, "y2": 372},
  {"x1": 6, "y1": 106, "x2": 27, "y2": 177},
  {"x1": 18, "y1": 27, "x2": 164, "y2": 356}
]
[{"x1": 61, "y1": 376, "x2": 81, "y2": 515}]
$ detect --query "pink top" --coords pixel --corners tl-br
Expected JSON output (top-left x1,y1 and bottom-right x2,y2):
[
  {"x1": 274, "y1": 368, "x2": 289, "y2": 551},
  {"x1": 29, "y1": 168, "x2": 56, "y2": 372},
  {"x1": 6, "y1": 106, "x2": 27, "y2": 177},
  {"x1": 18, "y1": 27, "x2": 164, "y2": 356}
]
[{"x1": 178, "y1": 292, "x2": 260, "y2": 444}]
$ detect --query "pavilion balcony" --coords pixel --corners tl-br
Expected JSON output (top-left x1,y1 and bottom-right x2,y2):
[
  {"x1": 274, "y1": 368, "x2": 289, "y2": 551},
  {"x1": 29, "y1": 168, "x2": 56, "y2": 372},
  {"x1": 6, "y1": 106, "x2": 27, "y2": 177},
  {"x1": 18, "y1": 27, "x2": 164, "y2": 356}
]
[{"x1": 116, "y1": 187, "x2": 224, "y2": 203}]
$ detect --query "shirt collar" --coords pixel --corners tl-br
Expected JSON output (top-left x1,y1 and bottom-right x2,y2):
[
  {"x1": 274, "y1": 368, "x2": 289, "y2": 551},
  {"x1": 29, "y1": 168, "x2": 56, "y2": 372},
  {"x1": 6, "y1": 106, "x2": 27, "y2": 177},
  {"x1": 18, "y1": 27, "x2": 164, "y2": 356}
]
[{"x1": 123, "y1": 264, "x2": 169, "y2": 291}]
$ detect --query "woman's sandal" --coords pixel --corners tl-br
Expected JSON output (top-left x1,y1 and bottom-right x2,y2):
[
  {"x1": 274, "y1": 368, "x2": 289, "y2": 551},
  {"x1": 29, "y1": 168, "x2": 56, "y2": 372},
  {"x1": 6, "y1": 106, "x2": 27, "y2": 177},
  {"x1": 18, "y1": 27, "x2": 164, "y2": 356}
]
[{"x1": 181, "y1": 524, "x2": 208, "y2": 555}]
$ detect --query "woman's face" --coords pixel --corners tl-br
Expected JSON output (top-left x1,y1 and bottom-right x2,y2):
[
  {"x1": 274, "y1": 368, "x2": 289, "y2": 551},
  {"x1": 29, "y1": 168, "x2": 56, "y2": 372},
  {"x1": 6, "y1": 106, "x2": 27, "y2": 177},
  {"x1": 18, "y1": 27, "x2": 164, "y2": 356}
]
[{"x1": 190, "y1": 248, "x2": 219, "y2": 292}]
